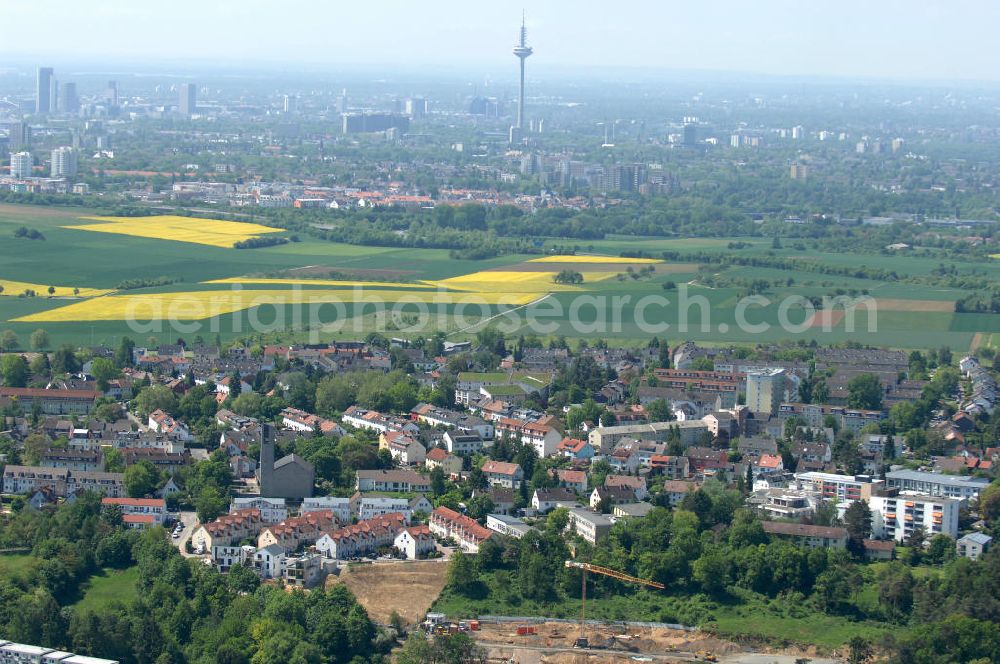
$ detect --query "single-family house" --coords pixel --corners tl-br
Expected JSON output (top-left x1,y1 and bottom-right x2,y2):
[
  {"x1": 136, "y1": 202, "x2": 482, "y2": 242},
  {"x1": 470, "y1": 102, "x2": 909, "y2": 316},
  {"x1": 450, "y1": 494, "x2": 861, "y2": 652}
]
[
  {"x1": 531, "y1": 487, "x2": 579, "y2": 513},
  {"x1": 425, "y1": 447, "x2": 463, "y2": 475},
  {"x1": 557, "y1": 437, "x2": 595, "y2": 461},
  {"x1": 480, "y1": 460, "x2": 524, "y2": 489},
  {"x1": 604, "y1": 475, "x2": 648, "y2": 501},
  {"x1": 590, "y1": 485, "x2": 636, "y2": 509},
  {"x1": 550, "y1": 468, "x2": 587, "y2": 493}
]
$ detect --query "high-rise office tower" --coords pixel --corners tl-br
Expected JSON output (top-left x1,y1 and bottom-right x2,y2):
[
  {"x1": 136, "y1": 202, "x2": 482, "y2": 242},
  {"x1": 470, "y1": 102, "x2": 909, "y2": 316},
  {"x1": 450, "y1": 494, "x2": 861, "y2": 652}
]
[
  {"x1": 683, "y1": 123, "x2": 698, "y2": 146},
  {"x1": 283, "y1": 94, "x2": 297, "y2": 113},
  {"x1": 405, "y1": 97, "x2": 427, "y2": 118},
  {"x1": 179, "y1": 83, "x2": 197, "y2": 116},
  {"x1": 51, "y1": 147, "x2": 78, "y2": 178},
  {"x1": 105, "y1": 81, "x2": 119, "y2": 107},
  {"x1": 10, "y1": 152, "x2": 33, "y2": 179},
  {"x1": 37, "y1": 67, "x2": 54, "y2": 113},
  {"x1": 6, "y1": 122, "x2": 30, "y2": 151},
  {"x1": 512, "y1": 14, "x2": 533, "y2": 133},
  {"x1": 60, "y1": 82, "x2": 79, "y2": 114}
]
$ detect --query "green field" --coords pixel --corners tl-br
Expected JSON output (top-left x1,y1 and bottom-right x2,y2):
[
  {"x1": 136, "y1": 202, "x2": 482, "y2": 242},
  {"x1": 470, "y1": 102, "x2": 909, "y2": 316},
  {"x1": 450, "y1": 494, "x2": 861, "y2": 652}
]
[
  {"x1": 71, "y1": 566, "x2": 140, "y2": 611},
  {"x1": 0, "y1": 553, "x2": 39, "y2": 583},
  {"x1": 0, "y1": 202, "x2": 996, "y2": 350}
]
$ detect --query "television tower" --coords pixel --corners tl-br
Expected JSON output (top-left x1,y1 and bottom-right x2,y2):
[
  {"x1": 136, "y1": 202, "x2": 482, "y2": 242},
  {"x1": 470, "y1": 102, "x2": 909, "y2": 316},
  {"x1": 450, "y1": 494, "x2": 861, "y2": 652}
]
[{"x1": 512, "y1": 12, "x2": 533, "y2": 131}]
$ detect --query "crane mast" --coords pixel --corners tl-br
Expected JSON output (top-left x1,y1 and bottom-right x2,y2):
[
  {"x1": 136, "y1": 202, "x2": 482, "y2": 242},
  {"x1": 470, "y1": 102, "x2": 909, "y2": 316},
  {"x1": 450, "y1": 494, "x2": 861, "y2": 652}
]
[{"x1": 564, "y1": 560, "x2": 664, "y2": 648}]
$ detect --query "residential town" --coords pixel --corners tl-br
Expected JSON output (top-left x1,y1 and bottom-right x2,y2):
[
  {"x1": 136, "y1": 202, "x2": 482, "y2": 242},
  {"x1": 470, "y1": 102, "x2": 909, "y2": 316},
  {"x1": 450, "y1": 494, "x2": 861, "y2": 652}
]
[{"x1": 2, "y1": 335, "x2": 996, "y2": 598}]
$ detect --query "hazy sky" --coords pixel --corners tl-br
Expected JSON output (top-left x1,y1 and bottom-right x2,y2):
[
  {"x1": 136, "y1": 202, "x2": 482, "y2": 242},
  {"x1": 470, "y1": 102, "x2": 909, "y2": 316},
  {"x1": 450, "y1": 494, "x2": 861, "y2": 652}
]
[{"x1": 2, "y1": 0, "x2": 998, "y2": 81}]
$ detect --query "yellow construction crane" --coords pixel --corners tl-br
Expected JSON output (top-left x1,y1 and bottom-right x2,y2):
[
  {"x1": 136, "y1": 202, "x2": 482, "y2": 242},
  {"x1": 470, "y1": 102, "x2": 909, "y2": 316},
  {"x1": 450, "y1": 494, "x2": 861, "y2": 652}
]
[{"x1": 564, "y1": 560, "x2": 665, "y2": 649}]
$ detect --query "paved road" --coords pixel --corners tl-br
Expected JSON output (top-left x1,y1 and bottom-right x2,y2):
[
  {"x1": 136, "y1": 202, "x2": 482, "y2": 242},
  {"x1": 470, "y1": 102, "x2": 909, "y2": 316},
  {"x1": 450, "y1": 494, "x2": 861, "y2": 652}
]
[{"x1": 173, "y1": 510, "x2": 202, "y2": 558}]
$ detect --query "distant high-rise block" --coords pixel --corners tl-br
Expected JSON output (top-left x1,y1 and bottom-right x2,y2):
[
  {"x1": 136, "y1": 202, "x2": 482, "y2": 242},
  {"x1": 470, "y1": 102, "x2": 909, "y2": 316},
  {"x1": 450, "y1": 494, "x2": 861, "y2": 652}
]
[
  {"x1": 37, "y1": 67, "x2": 54, "y2": 113},
  {"x1": 283, "y1": 94, "x2": 297, "y2": 113},
  {"x1": 405, "y1": 97, "x2": 427, "y2": 118},
  {"x1": 682, "y1": 123, "x2": 698, "y2": 146},
  {"x1": 60, "y1": 82, "x2": 79, "y2": 114},
  {"x1": 790, "y1": 163, "x2": 810, "y2": 180},
  {"x1": 10, "y1": 151, "x2": 33, "y2": 179},
  {"x1": 6, "y1": 122, "x2": 30, "y2": 151},
  {"x1": 179, "y1": 83, "x2": 197, "y2": 116},
  {"x1": 51, "y1": 146, "x2": 78, "y2": 178},
  {"x1": 341, "y1": 112, "x2": 409, "y2": 135},
  {"x1": 105, "y1": 80, "x2": 119, "y2": 107}
]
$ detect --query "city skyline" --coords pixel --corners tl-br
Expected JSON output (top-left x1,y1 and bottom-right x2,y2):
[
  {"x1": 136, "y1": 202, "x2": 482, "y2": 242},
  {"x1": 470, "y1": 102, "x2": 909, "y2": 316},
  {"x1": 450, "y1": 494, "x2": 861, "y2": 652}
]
[{"x1": 2, "y1": 1, "x2": 1000, "y2": 83}]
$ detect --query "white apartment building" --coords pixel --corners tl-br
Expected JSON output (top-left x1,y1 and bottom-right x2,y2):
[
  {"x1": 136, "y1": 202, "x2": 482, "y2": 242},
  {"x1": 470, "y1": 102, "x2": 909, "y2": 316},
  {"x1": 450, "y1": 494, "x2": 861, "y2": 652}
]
[
  {"x1": 231, "y1": 497, "x2": 289, "y2": 524},
  {"x1": 50, "y1": 146, "x2": 77, "y2": 177},
  {"x1": 869, "y1": 492, "x2": 960, "y2": 541},
  {"x1": 9, "y1": 151, "x2": 32, "y2": 178},
  {"x1": 885, "y1": 469, "x2": 989, "y2": 500},
  {"x1": 301, "y1": 496, "x2": 351, "y2": 523}
]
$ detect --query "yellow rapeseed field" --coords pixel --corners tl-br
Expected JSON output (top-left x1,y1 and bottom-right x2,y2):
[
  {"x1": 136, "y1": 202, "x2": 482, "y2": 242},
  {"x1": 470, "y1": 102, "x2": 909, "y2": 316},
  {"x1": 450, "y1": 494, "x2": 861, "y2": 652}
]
[
  {"x1": 66, "y1": 215, "x2": 285, "y2": 248},
  {"x1": 14, "y1": 289, "x2": 539, "y2": 322},
  {"x1": 0, "y1": 279, "x2": 112, "y2": 298},
  {"x1": 527, "y1": 255, "x2": 662, "y2": 264},
  {"x1": 428, "y1": 270, "x2": 617, "y2": 293}
]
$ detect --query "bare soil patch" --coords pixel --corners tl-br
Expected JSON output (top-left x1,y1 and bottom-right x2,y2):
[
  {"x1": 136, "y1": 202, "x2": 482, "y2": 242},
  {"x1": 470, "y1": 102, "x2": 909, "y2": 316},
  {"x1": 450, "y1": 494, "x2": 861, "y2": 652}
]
[
  {"x1": 806, "y1": 310, "x2": 845, "y2": 329},
  {"x1": 327, "y1": 560, "x2": 449, "y2": 625},
  {"x1": 476, "y1": 622, "x2": 842, "y2": 664},
  {"x1": 873, "y1": 298, "x2": 954, "y2": 312},
  {"x1": 969, "y1": 332, "x2": 985, "y2": 353}
]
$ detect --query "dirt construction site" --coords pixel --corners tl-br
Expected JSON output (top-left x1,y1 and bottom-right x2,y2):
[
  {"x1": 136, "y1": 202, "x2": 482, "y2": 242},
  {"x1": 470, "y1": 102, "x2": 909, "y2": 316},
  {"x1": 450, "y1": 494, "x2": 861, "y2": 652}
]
[
  {"x1": 326, "y1": 560, "x2": 450, "y2": 625},
  {"x1": 472, "y1": 622, "x2": 844, "y2": 664},
  {"x1": 327, "y1": 562, "x2": 843, "y2": 664}
]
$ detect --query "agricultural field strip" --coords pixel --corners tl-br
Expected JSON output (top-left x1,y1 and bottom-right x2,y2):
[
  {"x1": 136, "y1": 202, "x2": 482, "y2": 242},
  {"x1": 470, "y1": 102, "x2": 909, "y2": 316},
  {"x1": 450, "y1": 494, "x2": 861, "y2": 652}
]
[
  {"x1": 64, "y1": 215, "x2": 286, "y2": 248},
  {"x1": 12, "y1": 289, "x2": 541, "y2": 322},
  {"x1": 0, "y1": 279, "x2": 114, "y2": 298},
  {"x1": 527, "y1": 255, "x2": 663, "y2": 264}
]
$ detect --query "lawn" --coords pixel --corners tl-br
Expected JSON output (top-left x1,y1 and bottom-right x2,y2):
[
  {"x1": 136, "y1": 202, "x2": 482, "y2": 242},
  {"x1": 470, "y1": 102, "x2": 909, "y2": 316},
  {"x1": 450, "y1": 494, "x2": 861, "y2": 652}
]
[
  {"x1": 72, "y1": 567, "x2": 140, "y2": 612},
  {"x1": 711, "y1": 607, "x2": 894, "y2": 649}
]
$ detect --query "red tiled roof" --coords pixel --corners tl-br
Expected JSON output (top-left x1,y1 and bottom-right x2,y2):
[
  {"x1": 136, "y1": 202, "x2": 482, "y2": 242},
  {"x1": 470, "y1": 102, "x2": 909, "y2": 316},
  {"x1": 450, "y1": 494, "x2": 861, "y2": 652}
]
[
  {"x1": 426, "y1": 448, "x2": 450, "y2": 462},
  {"x1": 123, "y1": 514, "x2": 156, "y2": 524},
  {"x1": 481, "y1": 460, "x2": 521, "y2": 476},
  {"x1": 432, "y1": 506, "x2": 491, "y2": 541},
  {"x1": 103, "y1": 497, "x2": 165, "y2": 508}
]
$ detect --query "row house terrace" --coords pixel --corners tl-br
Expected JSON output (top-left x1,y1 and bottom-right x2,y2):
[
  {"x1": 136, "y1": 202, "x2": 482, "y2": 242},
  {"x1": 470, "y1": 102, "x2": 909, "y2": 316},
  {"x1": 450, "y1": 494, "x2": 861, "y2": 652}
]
[
  {"x1": 315, "y1": 513, "x2": 408, "y2": 559},
  {"x1": 410, "y1": 403, "x2": 494, "y2": 439},
  {"x1": 281, "y1": 407, "x2": 346, "y2": 436},
  {"x1": 192, "y1": 509, "x2": 264, "y2": 550},
  {"x1": 429, "y1": 506, "x2": 492, "y2": 552},
  {"x1": 342, "y1": 406, "x2": 418, "y2": 435},
  {"x1": 257, "y1": 510, "x2": 340, "y2": 551}
]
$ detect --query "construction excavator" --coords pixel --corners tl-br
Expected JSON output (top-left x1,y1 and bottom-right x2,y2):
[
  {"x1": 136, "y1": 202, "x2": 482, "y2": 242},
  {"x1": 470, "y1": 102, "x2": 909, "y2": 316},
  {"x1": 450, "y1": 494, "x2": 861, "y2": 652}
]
[{"x1": 564, "y1": 560, "x2": 665, "y2": 649}]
